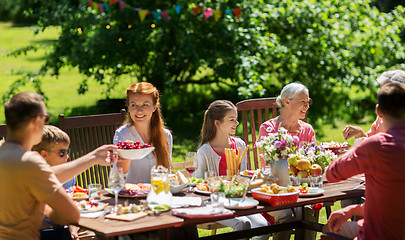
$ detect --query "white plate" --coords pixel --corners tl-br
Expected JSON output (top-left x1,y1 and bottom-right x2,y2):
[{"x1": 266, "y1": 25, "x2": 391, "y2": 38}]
[
  {"x1": 116, "y1": 147, "x2": 155, "y2": 160},
  {"x1": 299, "y1": 187, "x2": 325, "y2": 197},
  {"x1": 194, "y1": 188, "x2": 211, "y2": 195},
  {"x1": 105, "y1": 183, "x2": 151, "y2": 198},
  {"x1": 76, "y1": 201, "x2": 106, "y2": 213},
  {"x1": 239, "y1": 170, "x2": 258, "y2": 178},
  {"x1": 224, "y1": 198, "x2": 259, "y2": 209}
]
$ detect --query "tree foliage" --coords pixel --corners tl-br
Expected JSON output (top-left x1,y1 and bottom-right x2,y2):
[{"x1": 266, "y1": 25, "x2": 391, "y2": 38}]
[{"x1": 4, "y1": 0, "x2": 405, "y2": 126}]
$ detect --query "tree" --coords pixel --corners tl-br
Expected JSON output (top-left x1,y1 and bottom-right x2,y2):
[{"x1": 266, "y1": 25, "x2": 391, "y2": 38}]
[{"x1": 4, "y1": 0, "x2": 405, "y2": 125}]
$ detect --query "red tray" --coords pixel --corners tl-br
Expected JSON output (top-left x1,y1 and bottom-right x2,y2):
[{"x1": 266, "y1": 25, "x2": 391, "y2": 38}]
[{"x1": 251, "y1": 188, "x2": 299, "y2": 206}]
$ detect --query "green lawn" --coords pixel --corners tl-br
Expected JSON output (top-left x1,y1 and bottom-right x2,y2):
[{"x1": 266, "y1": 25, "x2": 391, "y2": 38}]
[{"x1": 1, "y1": 21, "x2": 369, "y2": 239}]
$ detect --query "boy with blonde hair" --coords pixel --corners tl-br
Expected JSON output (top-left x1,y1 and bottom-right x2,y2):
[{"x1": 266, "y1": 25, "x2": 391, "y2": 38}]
[{"x1": 33, "y1": 125, "x2": 75, "y2": 189}]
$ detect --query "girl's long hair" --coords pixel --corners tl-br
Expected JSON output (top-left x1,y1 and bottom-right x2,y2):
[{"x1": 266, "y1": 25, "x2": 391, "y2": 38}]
[
  {"x1": 124, "y1": 82, "x2": 171, "y2": 168},
  {"x1": 199, "y1": 100, "x2": 236, "y2": 148}
]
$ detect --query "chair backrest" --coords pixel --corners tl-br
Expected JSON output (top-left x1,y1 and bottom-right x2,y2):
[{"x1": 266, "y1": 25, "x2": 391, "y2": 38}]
[
  {"x1": 58, "y1": 109, "x2": 127, "y2": 188},
  {"x1": 0, "y1": 124, "x2": 7, "y2": 140},
  {"x1": 236, "y1": 98, "x2": 279, "y2": 170},
  {"x1": 236, "y1": 97, "x2": 309, "y2": 170}
]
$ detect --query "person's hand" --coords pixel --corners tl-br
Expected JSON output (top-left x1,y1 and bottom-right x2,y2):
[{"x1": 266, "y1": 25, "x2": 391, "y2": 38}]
[
  {"x1": 69, "y1": 225, "x2": 79, "y2": 240},
  {"x1": 90, "y1": 145, "x2": 118, "y2": 166},
  {"x1": 327, "y1": 207, "x2": 353, "y2": 233},
  {"x1": 0, "y1": 139, "x2": 4, "y2": 147},
  {"x1": 342, "y1": 125, "x2": 368, "y2": 140}
]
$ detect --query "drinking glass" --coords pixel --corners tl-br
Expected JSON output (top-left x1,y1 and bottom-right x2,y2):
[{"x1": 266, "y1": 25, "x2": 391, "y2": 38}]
[
  {"x1": 184, "y1": 152, "x2": 198, "y2": 175},
  {"x1": 309, "y1": 175, "x2": 323, "y2": 188},
  {"x1": 108, "y1": 167, "x2": 125, "y2": 212},
  {"x1": 88, "y1": 183, "x2": 102, "y2": 203},
  {"x1": 210, "y1": 192, "x2": 225, "y2": 213}
]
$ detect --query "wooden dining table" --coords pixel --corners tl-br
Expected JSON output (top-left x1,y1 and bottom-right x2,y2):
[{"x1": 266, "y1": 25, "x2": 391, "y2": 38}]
[{"x1": 77, "y1": 176, "x2": 365, "y2": 240}]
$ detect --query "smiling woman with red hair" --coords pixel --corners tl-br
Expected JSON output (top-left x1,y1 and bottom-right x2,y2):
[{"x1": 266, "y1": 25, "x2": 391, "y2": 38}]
[{"x1": 113, "y1": 82, "x2": 172, "y2": 184}]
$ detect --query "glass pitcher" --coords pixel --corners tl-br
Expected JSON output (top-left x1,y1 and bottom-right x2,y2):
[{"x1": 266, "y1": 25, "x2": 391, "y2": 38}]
[{"x1": 147, "y1": 165, "x2": 172, "y2": 207}]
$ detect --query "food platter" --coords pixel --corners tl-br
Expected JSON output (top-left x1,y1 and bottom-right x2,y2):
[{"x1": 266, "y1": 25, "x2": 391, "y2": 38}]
[
  {"x1": 224, "y1": 198, "x2": 259, "y2": 210},
  {"x1": 194, "y1": 188, "x2": 211, "y2": 195},
  {"x1": 105, "y1": 183, "x2": 151, "y2": 198},
  {"x1": 299, "y1": 187, "x2": 325, "y2": 197},
  {"x1": 239, "y1": 170, "x2": 259, "y2": 178},
  {"x1": 75, "y1": 201, "x2": 106, "y2": 213}
]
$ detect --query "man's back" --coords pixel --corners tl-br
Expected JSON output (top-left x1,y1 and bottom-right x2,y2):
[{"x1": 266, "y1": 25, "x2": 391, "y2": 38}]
[
  {"x1": 327, "y1": 123, "x2": 405, "y2": 240},
  {"x1": 0, "y1": 142, "x2": 61, "y2": 240}
]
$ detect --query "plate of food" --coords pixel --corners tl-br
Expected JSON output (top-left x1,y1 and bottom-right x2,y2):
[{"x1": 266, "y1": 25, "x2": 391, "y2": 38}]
[
  {"x1": 115, "y1": 141, "x2": 155, "y2": 159},
  {"x1": 68, "y1": 185, "x2": 89, "y2": 200},
  {"x1": 320, "y1": 141, "x2": 351, "y2": 155},
  {"x1": 105, "y1": 183, "x2": 151, "y2": 198},
  {"x1": 188, "y1": 177, "x2": 204, "y2": 187},
  {"x1": 224, "y1": 198, "x2": 259, "y2": 210},
  {"x1": 240, "y1": 170, "x2": 260, "y2": 178},
  {"x1": 299, "y1": 187, "x2": 325, "y2": 197},
  {"x1": 75, "y1": 200, "x2": 107, "y2": 213},
  {"x1": 194, "y1": 181, "x2": 211, "y2": 195}
]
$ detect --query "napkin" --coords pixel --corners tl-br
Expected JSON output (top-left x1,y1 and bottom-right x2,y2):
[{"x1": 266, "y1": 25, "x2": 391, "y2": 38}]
[
  {"x1": 171, "y1": 196, "x2": 202, "y2": 208},
  {"x1": 172, "y1": 206, "x2": 233, "y2": 218}
]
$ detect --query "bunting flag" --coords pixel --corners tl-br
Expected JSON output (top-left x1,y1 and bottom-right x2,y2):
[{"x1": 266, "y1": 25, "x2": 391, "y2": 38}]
[
  {"x1": 213, "y1": 10, "x2": 221, "y2": 21},
  {"x1": 193, "y1": 7, "x2": 202, "y2": 15},
  {"x1": 139, "y1": 9, "x2": 148, "y2": 22},
  {"x1": 161, "y1": 10, "x2": 170, "y2": 20},
  {"x1": 92, "y1": 2, "x2": 99, "y2": 12},
  {"x1": 108, "y1": 0, "x2": 119, "y2": 5},
  {"x1": 98, "y1": 3, "x2": 104, "y2": 13},
  {"x1": 119, "y1": 1, "x2": 126, "y2": 10},
  {"x1": 103, "y1": 2, "x2": 110, "y2": 12},
  {"x1": 175, "y1": 5, "x2": 181, "y2": 14},
  {"x1": 88, "y1": 1, "x2": 243, "y2": 22},
  {"x1": 232, "y1": 7, "x2": 241, "y2": 18},
  {"x1": 168, "y1": 8, "x2": 175, "y2": 16},
  {"x1": 152, "y1": 11, "x2": 161, "y2": 21},
  {"x1": 204, "y1": 8, "x2": 213, "y2": 19}
]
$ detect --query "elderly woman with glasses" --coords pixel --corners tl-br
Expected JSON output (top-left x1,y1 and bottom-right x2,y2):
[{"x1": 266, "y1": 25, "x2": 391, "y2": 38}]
[
  {"x1": 257, "y1": 82, "x2": 316, "y2": 240},
  {"x1": 258, "y1": 82, "x2": 315, "y2": 146}
]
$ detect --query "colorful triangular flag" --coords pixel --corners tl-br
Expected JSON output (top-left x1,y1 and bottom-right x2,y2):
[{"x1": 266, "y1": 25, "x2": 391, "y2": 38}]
[
  {"x1": 204, "y1": 8, "x2": 213, "y2": 19},
  {"x1": 233, "y1": 7, "x2": 241, "y2": 18},
  {"x1": 139, "y1": 9, "x2": 148, "y2": 22},
  {"x1": 168, "y1": 8, "x2": 175, "y2": 16},
  {"x1": 119, "y1": 1, "x2": 126, "y2": 11},
  {"x1": 175, "y1": 5, "x2": 181, "y2": 14},
  {"x1": 193, "y1": 7, "x2": 202, "y2": 15},
  {"x1": 152, "y1": 11, "x2": 161, "y2": 21},
  {"x1": 213, "y1": 10, "x2": 221, "y2": 21},
  {"x1": 161, "y1": 10, "x2": 170, "y2": 20},
  {"x1": 108, "y1": 0, "x2": 119, "y2": 6},
  {"x1": 103, "y1": 2, "x2": 110, "y2": 12},
  {"x1": 98, "y1": 3, "x2": 104, "y2": 13}
]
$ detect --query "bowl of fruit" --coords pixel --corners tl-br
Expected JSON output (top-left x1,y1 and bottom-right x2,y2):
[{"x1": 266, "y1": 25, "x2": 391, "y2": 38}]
[{"x1": 115, "y1": 141, "x2": 155, "y2": 160}]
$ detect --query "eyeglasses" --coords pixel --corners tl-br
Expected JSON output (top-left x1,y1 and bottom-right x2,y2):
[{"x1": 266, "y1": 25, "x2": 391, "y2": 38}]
[
  {"x1": 53, "y1": 148, "x2": 70, "y2": 157},
  {"x1": 39, "y1": 113, "x2": 51, "y2": 124},
  {"x1": 58, "y1": 148, "x2": 70, "y2": 157}
]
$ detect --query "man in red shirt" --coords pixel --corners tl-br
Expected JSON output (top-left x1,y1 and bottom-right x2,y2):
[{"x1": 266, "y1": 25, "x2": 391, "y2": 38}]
[{"x1": 326, "y1": 82, "x2": 405, "y2": 240}]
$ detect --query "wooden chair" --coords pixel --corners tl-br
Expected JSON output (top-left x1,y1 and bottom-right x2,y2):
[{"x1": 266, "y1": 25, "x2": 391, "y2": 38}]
[
  {"x1": 236, "y1": 98, "x2": 280, "y2": 170},
  {"x1": 58, "y1": 109, "x2": 127, "y2": 188},
  {"x1": 0, "y1": 124, "x2": 7, "y2": 140}
]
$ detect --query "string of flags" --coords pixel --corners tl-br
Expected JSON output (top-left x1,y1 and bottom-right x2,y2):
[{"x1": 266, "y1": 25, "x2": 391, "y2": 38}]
[{"x1": 87, "y1": 0, "x2": 242, "y2": 22}]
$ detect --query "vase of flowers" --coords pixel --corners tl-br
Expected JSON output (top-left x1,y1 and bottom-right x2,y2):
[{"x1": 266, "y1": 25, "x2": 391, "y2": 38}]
[{"x1": 256, "y1": 127, "x2": 299, "y2": 186}]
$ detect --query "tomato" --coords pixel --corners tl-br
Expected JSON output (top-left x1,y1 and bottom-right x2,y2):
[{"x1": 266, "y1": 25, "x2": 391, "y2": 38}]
[
  {"x1": 298, "y1": 187, "x2": 308, "y2": 194},
  {"x1": 73, "y1": 185, "x2": 86, "y2": 193}
]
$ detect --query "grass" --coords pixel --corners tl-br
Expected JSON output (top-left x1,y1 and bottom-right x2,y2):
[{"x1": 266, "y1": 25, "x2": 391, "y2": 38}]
[{"x1": 1, "y1": 21, "x2": 370, "y2": 239}]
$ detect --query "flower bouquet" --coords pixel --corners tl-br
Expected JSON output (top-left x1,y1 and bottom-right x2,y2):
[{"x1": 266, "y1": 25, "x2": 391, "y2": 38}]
[
  {"x1": 256, "y1": 127, "x2": 299, "y2": 164},
  {"x1": 256, "y1": 127, "x2": 299, "y2": 186}
]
